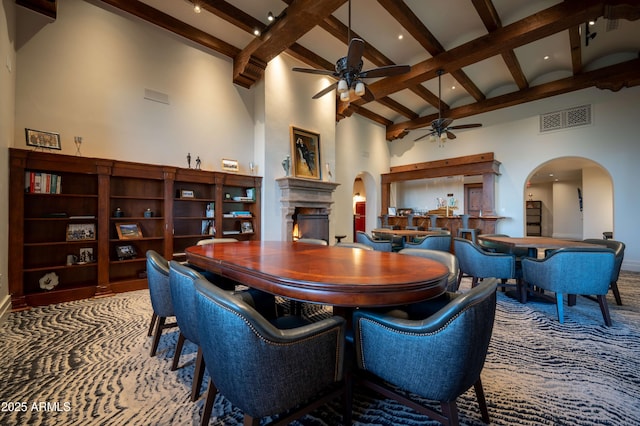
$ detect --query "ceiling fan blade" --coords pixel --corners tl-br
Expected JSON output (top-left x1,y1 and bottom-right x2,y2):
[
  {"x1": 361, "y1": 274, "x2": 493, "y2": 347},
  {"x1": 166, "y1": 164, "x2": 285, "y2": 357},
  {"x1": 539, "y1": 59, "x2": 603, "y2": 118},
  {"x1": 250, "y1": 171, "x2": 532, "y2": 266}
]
[
  {"x1": 292, "y1": 67, "x2": 337, "y2": 76},
  {"x1": 312, "y1": 81, "x2": 339, "y2": 99},
  {"x1": 346, "y1": 38, "x2": 365, "y2": 69},
  {"x1": 414, "y1": 130, "x2": 435, "y2": 142},
  {"x1": 432, "y1": 117, "x2": 453, "y2": 129},
  {"x1": 359, "y1": 64, "x2": 411, "y2": 79},
  {"x1": 446, "y1": 131, "x2": 457, "y2": 140},
  {"x1": 449, "y1": 123, "x2": 483, "y2": 130}
]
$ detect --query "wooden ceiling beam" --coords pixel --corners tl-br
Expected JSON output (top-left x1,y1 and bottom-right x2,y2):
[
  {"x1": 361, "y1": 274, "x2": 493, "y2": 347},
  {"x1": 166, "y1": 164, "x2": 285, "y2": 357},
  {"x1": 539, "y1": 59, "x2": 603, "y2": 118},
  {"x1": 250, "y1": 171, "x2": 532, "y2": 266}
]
[
  {"x1": 568, "y1": 25, "x2": 583, "y2": 75},
  {"x1": 472, "y1": 0, "x2": 528, "y2": 90},
  {"x1": 233, "y1": 0, "x2": 347, "y2": 88},
  {"x1": 97, "y1": 0, "x2": 240, "y2": 58},
  {"x1": 386, "y1": 57, "x2": 640, "y2": 140}
]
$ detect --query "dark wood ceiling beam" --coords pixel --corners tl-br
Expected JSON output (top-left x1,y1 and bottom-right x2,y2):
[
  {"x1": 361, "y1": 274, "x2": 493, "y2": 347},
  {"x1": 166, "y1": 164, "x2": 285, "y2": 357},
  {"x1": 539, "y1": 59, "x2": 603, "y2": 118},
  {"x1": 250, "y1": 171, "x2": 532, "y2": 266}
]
[
  {"x1": 568, "y1": 25, "x2": 583, "y2": 74},
  {"x1": 376, "y1": 97, "x2": 420, "y2": 120},
  {"x1": 98, "y1": 0, "x2": 240, "y2": 58},
  {"x1": 409, "y1": 84, "x2": 449, "y2": 111},
  {"x1": 233, "y1": 0, "x2": 347, "y2": 87},
  {"x1": 472, "y1": 0, "x2": 528, "y2": 90},
  {"x1": 16, "y1": 0, "x2": 56, "y2": 19},
  {"x1": 343, "y1": 104, "x2": 394, "y2": 127},
  {"x1": 378, "y1": 0, "x2": 485, "y2": 102},
  {"x1": 386, "y1": 57, "x2": 640, "y2": 140}
]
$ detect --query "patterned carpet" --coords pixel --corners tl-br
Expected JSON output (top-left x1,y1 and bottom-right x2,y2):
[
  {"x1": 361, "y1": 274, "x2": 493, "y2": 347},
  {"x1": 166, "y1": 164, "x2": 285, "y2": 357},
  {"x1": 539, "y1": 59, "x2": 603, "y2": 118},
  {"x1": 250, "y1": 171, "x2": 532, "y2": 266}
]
[{"x1": 1, "y1": 273, "x2": 640, "y2": 426}]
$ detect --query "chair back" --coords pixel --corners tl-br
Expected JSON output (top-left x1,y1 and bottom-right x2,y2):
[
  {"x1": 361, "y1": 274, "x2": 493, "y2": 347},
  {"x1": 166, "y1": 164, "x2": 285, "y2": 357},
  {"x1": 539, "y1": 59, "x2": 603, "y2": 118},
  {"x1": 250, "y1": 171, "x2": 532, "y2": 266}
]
[
  {"x1": 522, "y1": 247, "x2": 615, "y2": 295},
  {"x1": 197, "y1": 238, "x2": 238, "y2": 245},
  {"x1": 336, "y1": 242, "x2": 374, "y2": 250},
  {"x1": 582, "y1": 239, "x2": 625, "y2": 282},
  {"x1": 356, "y1": 231, "x2": 392, "y2": 252},
  {"x1": 354, "y1": 279, "x2": 497, "y2": 402},
  {"x1": 146, "y1": 250, "x2": 174, "y2": 318},
  {"x1": 454, "y1": 237, "x2": 515, "y2": 280},
  {"x1": 195, "y1": 278, "x2": 345, "y2": 419},
  {"x1": 169, "y1": 260, "x2": 206, "y2": 345},
  {"x1": 399, "y1": 248, "x2": 460, "y2": 291},
  {"x1": 405, "y1": 234, "x2": 451, "y2": 251},
  {"x1": 296, "y1": 238, "x2": 328, "y2": 245},
  {"x1": 460, "y1": 214, "x2": 471, "y2": 229}
]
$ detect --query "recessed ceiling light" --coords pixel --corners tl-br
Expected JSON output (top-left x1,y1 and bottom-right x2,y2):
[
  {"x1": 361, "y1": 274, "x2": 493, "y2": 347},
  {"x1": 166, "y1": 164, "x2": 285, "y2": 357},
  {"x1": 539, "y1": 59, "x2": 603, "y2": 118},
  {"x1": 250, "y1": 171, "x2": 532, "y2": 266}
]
[
  {"x1": 589, "y1": 20, "x2": 596, "y2": 25},
  {"x1": 193, "y1": 4, "x2": 201, "y2": 14},
  {"x1": 549, "y1": 173, "x2": 554, "y2": 177},
  {"x1": 253, "y1": 28, "x2": 261, "y2": 36},
  {"x1": 544, "y1": 55, "x2": 550, "y2": 60},
  {"x1": 451, "y1": 86, "x2": 456, "y2": 90},
  {"x1": 398, "y1": 34, "x2": 404, "y2": 40}
]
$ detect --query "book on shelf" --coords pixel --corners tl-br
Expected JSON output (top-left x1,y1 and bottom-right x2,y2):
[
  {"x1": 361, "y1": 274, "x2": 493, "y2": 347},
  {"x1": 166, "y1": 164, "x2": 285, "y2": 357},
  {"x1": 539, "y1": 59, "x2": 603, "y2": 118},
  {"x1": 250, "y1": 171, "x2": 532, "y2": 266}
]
[
  {"x1": 25, "y1": 171, "x2": 62, "y2": 194},
  {"x1": 222, "y1": 230, "x2": 241, "y2": 235},
  {"x1": 69, "y1": 215, "x2": 96, "y2": 219},
  {"x1": 231, "y1": 211, "x2": 252, "y2": 217}
]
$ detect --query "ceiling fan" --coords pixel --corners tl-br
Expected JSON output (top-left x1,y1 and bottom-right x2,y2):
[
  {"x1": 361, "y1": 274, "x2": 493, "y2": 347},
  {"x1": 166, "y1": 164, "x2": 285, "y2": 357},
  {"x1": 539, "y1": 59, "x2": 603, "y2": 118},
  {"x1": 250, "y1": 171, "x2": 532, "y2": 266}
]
[
  {"x1": 291, "y1": 0, "x2": 410, "y2": 103},
  {"x1": 414, "y1": 69, "x2": 482, "y2": 145}
]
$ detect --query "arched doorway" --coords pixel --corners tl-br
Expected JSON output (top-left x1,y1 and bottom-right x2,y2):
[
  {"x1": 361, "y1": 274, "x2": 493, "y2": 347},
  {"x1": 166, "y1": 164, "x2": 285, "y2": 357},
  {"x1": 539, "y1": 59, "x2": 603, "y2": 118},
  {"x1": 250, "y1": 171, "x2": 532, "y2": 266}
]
[{"x1": 524, "y1": 157, "x2": 613, "y2": 239}]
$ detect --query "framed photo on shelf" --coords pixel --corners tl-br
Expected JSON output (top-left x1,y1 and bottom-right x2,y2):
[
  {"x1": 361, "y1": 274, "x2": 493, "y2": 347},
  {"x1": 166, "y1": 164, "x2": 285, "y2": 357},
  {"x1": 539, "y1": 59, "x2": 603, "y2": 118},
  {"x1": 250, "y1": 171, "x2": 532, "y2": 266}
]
[
  {"x1": 387, "y1": 207, "x2": 397, "y2": 216},
  {"x1": 66, "y1": 223, "x2": 96, "y2": 241},
  {"x1": 115, "y1": 244, "x2": 137, "y2": 260},
  {"x1": 79, "y1": 247, "x2": 94, "y2": 263},
  {"x1": 241, "y1": 221, "x2": 254, "y2": 234},
  {"x1": 290, "y1": 126, "x2": 320, "y2": 180},
  {"x1": 116, "y1": 222, "x2": 143, "y2": 239},
  {"x1": 25, "y1": 128, "x2": 61, "y2": 150},
  {"x1": 179, "y1": 189, "x2": 195, "y2": 198},
  {"x1": 221, "y1": 158, "x2": 239, "y2": 172}
]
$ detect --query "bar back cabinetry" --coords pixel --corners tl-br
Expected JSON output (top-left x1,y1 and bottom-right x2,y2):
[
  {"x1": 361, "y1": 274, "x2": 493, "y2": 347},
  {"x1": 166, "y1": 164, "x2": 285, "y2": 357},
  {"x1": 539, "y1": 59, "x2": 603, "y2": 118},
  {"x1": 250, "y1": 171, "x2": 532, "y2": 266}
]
[{"x1": 9, "y1": 149, "x2": 261, "y2": 309}]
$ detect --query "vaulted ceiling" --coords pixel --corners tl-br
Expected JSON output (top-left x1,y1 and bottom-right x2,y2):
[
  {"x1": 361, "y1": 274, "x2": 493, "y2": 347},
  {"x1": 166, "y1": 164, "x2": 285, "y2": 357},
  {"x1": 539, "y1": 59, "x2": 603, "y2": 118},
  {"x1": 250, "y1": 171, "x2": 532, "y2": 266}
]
[{"x1": 33, "y1": 0, "x2": 640, "y2": 141}]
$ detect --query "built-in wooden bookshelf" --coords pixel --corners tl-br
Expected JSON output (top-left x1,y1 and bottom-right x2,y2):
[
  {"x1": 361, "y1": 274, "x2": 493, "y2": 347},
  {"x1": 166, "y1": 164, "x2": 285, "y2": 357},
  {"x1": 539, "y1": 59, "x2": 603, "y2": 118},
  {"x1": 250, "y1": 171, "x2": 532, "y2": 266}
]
[{"x1": 9, "y1": 148, "x2": 262, "y2": 309}]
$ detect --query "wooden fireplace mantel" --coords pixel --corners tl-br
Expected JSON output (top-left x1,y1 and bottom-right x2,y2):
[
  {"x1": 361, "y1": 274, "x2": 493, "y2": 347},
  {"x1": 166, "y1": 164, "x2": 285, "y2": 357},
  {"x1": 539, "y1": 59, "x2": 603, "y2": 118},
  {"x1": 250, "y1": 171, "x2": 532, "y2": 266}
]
[{"x1": 381, "y1": 152, "x2": 501, "y2": 217}]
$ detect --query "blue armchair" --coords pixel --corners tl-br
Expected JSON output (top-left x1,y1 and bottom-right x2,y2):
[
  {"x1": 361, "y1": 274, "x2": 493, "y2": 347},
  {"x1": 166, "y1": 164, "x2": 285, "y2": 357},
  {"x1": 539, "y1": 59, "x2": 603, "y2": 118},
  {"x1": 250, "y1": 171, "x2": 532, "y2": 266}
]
[
  {"x1": 454, "y1": 237, "x2": 519, "y2": 291},
  {"x1": 399, "y1": 248, "x2": 460, "y2": 292},
  {"x1": 356, "y1": 231, "x2": 392, "y2": 252},
  {"x1": 582, "y1": 239, "x2": 625, "y2": 305},
  {"x1": 521, "y1": 247, "x2": 615, "y2": 326},
  {"x1": 195, "y1": 278, "x2": 347, "y2": 426},
  {"x1": 353, "y1": 279, "x2": 498, "y2": 425},
  {"x1": 145, "y1": 250, "x2": 177, "y2": 357},
  {"x1": 404, "y1": 233, "x2": 452, "y2": 252}
]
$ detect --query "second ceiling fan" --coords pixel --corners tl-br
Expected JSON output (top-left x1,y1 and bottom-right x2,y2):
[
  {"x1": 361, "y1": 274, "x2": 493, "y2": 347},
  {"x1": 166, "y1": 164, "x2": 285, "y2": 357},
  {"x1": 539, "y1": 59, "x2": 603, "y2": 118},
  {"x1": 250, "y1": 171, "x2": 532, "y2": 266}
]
[
  {"x1": 414, "y1": 69, "x2": 482, "y2": 144},
  {"x1": 292, "y1": 0, "x2": 410, "y2": 102}
]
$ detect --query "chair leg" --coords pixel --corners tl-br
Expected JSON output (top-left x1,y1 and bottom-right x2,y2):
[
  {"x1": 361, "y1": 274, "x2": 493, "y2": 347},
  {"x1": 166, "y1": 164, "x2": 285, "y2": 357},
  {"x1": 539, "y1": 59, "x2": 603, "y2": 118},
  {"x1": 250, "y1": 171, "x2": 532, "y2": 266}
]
[
  {"x1": 149, "y1": 316, "x2": 165, "y2": 357},
  {"x1": 471, "y1": 276, "x2": 479, "y2": 288},
  {"x1": 597, "y1": 295, "x2": 613, "y2": 327},
  {"x1": 200, "y1": 379, "x2": 218, "y2": 426},
  {"x1": 148, "y1": 313, "x2": 157, "y2": 337},
  {"x1": 568, "y1": 294, "x2": 577, "y2": 306},
  {"x1": 457, "y1": 270, "x2": 463, "y2": 287},
  {"x1": 473, "y1": 378, "x2": 490, "y2": 424},
  {"x1": 243, "y1": 415, "x2": 260, "y2": 426},
  {"x1": 440, "y1": 401, "x2": 460, "y2": 426},
  {"x1": 555, "y1": 293, "x2": 564, "y2": 324},
  {"x1": 611, "y1": 281, "x2": 622, "y2": 306},
  {"x1": 191, "y1": 347, "x2": 206, "y2": 401},
  {"x1": 172, "y1": 333, "x2": 186, "y2": 371},
  {"x1": 518, "y1": 280, "x2": 528, "y2": 304}
]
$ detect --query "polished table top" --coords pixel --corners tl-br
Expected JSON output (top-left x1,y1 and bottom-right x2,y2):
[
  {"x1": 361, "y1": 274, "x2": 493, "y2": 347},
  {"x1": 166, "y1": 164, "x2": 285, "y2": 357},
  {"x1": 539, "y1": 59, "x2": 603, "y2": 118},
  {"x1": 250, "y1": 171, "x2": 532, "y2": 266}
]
[
  {"x1": 185, "y1": 241, "x2": 449, "y2": 307},
  {"x1": 476, "y1": 235, "x2": 599, "y2": 249}
]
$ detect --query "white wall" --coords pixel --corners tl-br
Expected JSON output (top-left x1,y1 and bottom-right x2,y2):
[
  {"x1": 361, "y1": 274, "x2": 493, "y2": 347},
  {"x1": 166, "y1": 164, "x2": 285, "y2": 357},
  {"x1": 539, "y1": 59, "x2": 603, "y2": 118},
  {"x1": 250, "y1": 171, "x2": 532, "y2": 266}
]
[
  {"x1": 552, "y1": 179, "x2": 583, "y2": 240},
  {"x1": 582, "y1": 166, "x2": 613, "y2": 239},
  {"x1": 0, "y1": 0, "x2": 16, "y2": 319}
]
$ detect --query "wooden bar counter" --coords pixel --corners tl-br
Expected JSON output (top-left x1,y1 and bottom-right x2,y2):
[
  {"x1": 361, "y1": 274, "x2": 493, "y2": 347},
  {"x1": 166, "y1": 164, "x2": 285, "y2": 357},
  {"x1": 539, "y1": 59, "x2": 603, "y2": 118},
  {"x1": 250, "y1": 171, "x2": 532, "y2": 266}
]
[{"x1": 382, "y1": 215, "x2": 503, "y2": 236}]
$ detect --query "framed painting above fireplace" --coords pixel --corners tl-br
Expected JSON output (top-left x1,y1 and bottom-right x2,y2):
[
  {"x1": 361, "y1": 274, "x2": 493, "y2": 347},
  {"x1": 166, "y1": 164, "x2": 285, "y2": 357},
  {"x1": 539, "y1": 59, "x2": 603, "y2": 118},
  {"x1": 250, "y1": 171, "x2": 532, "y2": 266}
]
[{"x1": 290, "y1": 126, "x2": 320, "y2": 180}]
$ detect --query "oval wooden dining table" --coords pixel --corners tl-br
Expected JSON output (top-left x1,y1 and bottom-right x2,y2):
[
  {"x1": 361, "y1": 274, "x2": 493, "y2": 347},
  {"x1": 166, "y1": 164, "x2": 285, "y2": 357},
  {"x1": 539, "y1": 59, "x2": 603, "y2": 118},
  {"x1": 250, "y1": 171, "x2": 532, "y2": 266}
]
[{"x1": 185, "y1": 241, "x2": 449, "y2": 308}]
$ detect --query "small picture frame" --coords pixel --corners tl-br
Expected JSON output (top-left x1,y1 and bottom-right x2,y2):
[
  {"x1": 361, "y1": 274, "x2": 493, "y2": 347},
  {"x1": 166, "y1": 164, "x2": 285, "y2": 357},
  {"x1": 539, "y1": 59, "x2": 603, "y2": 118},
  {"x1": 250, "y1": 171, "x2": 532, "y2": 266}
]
[
  {"x1": 388, "y1": 207, "x2": 397, "y2": 216},
  {"x1": 115, "y1": 244, "x2": 137, "y2": 260},
  {"x1": 222, "y1": 158, "x2": 239, "y2": 172},
  {"x1": 66, "y1": 223, "x2": 96, "y2": 241},
  {"x1": 78, "y1": 247, "x2": 94, "y2": 263},
  {"x1": 241, "y1": 221, "x2": 254, "y2": 234},
  {"x1": 116, "y1": 222, "x2": 143, "y2": 239},
  {"x1": 290, "y1": 126, "x2": 321, "y2": 179},
  {"x1": 25, "y1": 128, "x2": 61, "y2": 150},
  {"x1": 180, "y1": 189, "x2": 195, "y2": 198}
]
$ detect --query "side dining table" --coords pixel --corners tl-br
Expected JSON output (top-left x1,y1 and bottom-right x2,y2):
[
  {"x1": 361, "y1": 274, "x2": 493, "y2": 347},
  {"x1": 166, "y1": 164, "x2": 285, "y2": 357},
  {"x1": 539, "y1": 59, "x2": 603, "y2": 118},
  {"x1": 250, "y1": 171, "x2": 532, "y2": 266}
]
[
  {"x1": 185, "y1": 241, "x2": 449, "y2": 314},
  {"x1": 476, "y1": 235, "x2": 600, "y2": 258}
]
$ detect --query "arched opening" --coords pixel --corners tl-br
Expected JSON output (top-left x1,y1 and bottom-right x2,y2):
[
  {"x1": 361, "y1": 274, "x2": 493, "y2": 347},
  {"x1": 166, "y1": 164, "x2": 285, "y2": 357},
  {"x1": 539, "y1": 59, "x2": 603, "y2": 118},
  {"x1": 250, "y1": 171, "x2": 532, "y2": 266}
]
[
  {"x1": 350, "y1": 171, "x2": 378, "y2": 238},
  {"x1": 524, "y1": 157, "x2": 613, "y2": 240}
]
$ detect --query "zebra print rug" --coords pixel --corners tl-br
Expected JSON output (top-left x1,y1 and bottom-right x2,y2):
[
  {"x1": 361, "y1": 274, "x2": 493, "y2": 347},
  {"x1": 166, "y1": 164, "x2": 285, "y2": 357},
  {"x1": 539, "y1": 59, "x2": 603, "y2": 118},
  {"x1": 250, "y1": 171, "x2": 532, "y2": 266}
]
[{"x1": 1, "y1": 273, "x2": 640, "y2": 426}]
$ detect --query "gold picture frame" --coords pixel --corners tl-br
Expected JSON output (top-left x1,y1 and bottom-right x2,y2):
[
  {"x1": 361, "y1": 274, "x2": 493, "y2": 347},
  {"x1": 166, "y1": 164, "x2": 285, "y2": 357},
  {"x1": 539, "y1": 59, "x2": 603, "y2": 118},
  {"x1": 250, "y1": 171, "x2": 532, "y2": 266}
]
[
  {"x1": 26, "y1": 128, "x2": 61, "y2": 150},
  {"x1": 116, "y1": 222, "x2": 143, "y2": 239},
  {"x1": 290, "y1": 126, "x2": 320, "y2": 179}
]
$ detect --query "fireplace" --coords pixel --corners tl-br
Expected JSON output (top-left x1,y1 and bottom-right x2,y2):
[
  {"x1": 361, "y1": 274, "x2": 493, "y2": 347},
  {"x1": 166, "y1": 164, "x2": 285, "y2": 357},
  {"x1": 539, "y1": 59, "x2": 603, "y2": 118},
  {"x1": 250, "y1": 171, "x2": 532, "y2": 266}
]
[{"x1": 277, "y1": 177, "x2": 340, "y2": 242}]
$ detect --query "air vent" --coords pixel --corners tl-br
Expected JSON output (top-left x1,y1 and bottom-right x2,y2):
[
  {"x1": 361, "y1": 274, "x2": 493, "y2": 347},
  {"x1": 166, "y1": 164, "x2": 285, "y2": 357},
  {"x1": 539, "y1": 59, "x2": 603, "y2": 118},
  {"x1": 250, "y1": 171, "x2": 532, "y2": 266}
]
[{"x1": 540, "y1": 105, "x2": 591, "y2": 133}]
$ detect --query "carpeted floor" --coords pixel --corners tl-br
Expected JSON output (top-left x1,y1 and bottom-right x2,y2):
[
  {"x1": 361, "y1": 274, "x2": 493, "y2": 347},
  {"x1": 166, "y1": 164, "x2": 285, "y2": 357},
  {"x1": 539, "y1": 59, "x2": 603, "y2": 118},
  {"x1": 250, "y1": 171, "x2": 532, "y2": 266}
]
[{"x1": 1, "y1": 273, "x2": 640, "y2": 426}]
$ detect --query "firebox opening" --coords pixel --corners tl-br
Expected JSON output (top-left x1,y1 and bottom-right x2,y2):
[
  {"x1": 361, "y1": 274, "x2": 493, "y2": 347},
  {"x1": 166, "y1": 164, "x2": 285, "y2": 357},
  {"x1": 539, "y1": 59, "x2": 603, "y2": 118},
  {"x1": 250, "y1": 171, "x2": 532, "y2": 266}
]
[{"x1": 292, "y1": 207, "x2": 329, "y2": 243}]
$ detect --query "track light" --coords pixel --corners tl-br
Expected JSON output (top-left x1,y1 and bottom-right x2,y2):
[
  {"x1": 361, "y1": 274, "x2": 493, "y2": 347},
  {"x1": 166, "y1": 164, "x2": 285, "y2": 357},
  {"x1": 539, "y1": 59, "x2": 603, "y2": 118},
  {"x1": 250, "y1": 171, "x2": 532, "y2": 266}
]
[
  {"x1": 585, "y1": 22, "x2": 597, "y2": 46},
  {"x1": 267, "y1": 11, "x2": 274, "y2": 22},
  {"x1": 193, "y1": 3, "x2": 201, "y2": 13}
]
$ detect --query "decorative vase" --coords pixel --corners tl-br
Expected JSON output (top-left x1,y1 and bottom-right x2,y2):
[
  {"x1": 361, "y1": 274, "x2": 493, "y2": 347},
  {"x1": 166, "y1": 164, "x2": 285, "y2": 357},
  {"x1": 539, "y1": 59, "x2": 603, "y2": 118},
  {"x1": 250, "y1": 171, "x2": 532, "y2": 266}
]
[{"x1": 282, "y1": 155, "x2": 291, "y2": 176}]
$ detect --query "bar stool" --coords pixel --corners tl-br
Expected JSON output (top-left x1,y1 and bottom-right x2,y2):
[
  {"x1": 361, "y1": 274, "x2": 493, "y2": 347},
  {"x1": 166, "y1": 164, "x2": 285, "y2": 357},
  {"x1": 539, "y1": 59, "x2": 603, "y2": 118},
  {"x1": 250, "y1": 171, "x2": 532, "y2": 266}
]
[
  {"x1": 457, "y1": 214, "x2": 480, "y2": 243},
  {"x1": 428, "y1": 214, "x2": 445, "y2": 231},
  {"x1": 406, "y1": 213, "x2": 419, "y2": 230}
]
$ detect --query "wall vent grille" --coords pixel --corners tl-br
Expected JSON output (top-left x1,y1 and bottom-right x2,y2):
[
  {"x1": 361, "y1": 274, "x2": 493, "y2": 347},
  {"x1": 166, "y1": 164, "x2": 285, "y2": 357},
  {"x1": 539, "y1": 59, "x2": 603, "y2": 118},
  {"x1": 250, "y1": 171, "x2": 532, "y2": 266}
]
[{"x1": 540, "y1": 105, "x2": 591, "y2": 133}]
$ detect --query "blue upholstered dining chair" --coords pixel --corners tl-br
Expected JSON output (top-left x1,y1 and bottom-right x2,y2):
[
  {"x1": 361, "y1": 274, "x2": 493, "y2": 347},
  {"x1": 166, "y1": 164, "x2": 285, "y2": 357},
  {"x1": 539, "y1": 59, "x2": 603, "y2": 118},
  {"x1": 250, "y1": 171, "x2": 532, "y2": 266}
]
[
  {"x1": 582, "y1": 239, "x2": 625, "y2": 305},
  {"x1": 399, "y1": 248, "x2": 460, "y2": 292},
  {"x1": 521, "y1": 247, "x2": 615, "y2": 326},
  {"x1": 145, "y1": 250, "x2": 177, "y2": 357},
  {"x1": 336, "y1": 241, "x2": 374, "y2": 250},
  {"x1": 296, "y1": 238, "x2": 328, "y2": 245},
  {"x1": 195, "y1": 278, "x2": 348, "y2": 426},
  {"x1": 404, "y1": 233, "x2": 452, "y2": 252},
  {"x1": 356, "y1": 231, "x2": 393, "y2": 252},
  {"x1": 353, "y1": 279, "x2": 498, "y2": 426},
  {"x1": 454, "y1": 237, "x2": 519, "y2": 291}
]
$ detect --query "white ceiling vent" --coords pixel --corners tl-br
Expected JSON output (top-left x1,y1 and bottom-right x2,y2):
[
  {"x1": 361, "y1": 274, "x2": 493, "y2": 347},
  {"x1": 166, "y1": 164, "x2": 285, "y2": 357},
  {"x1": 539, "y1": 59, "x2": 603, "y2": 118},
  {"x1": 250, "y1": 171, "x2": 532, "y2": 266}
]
[{"x1": 540, "y1": 105, "x2": 591, "y2": 133}]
